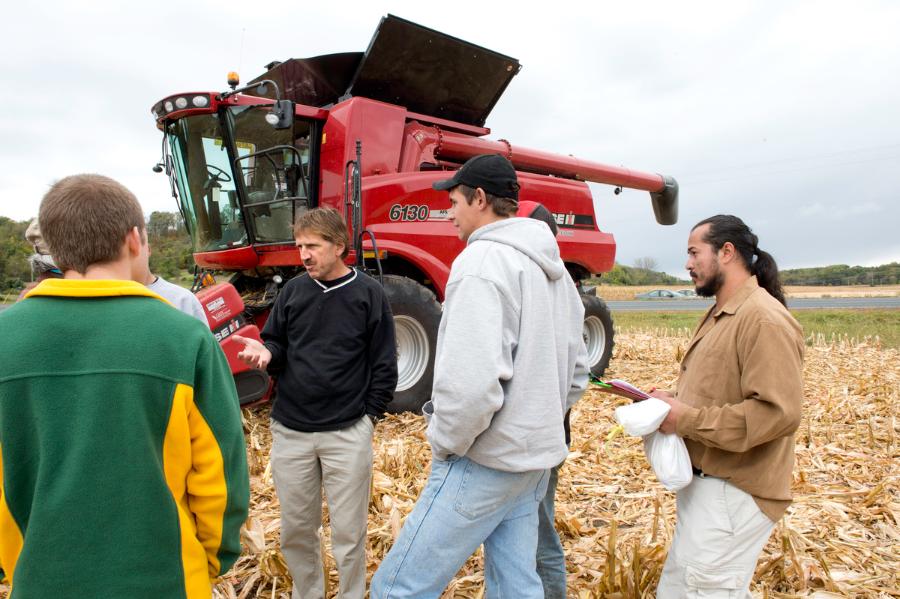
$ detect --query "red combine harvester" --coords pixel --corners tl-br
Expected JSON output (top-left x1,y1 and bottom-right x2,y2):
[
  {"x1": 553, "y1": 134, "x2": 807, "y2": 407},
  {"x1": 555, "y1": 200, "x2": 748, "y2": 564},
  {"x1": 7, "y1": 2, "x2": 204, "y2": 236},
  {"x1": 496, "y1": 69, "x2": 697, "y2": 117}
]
[{"x1": 150, "y1": 15, "x2": 678, "y2": 412}]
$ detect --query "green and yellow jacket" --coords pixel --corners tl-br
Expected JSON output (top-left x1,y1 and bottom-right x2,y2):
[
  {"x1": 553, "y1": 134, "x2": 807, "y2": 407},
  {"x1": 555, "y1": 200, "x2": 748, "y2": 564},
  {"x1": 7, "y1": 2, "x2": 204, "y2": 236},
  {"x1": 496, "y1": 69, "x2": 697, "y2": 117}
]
[{"x1": 0, "y1": 279, "x2": 250, "y2": 598}]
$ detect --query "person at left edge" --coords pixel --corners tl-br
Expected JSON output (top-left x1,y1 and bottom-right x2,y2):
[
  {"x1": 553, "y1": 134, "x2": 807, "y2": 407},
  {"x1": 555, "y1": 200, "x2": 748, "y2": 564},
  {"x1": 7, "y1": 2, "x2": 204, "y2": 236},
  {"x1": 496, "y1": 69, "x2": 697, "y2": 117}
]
[
  {"x1": 21, "y1": 217, "x2": 208, "y2": 325},
  {"x1": 233, "y1": 207, "x2": 398, "y2": 599},
  {"x1": 0, "y1": 174, "x2": 249, "y2": 598}
]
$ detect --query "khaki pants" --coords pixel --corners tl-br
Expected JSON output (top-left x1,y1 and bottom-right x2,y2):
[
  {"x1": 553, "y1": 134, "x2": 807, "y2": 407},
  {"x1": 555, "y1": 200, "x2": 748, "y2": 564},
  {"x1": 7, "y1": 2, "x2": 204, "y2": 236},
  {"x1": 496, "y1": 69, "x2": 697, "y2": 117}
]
[
  {"x1": 657, "y1": 475, "x2": 775, "y2": 598},
  {"x1": 271, "y1": 416, "x2": 374, "y2": 599}
]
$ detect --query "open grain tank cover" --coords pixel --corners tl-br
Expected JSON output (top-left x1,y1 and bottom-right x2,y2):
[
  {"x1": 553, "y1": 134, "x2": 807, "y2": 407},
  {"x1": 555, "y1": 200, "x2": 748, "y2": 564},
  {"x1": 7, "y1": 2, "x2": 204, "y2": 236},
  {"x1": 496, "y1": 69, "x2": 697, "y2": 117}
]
[{"x1": 346, "y1": 14, "x2": 521, "y2": 127}]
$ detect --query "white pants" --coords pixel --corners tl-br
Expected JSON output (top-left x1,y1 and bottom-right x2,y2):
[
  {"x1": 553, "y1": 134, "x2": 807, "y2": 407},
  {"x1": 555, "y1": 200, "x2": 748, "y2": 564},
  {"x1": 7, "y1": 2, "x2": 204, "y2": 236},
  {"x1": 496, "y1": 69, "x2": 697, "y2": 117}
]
[
  {"x1": 270, "y1": 416, "x2": 374, "y2": 599},
  {"x1": 657, "y1": 475, "x2": 775, "y2": 598}
]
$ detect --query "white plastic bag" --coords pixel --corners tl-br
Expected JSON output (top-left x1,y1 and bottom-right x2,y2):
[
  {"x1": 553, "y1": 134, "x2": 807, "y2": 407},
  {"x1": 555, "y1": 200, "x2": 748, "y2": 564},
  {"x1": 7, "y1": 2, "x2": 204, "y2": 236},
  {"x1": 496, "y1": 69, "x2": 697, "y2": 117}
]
[
  {"x1": 642, "y1": 431, "x2": 693, "y2": 491},
  {"x1": 614, "y1": 397, "x2": 670, "y2": 436},
  {"x1": 614, "y1": 398, "x2": 693, "y2": 491}
]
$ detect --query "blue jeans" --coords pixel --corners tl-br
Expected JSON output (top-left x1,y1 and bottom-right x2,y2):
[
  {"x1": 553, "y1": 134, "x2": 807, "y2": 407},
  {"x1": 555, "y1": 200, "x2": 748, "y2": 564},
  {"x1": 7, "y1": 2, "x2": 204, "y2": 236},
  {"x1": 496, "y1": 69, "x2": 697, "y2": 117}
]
[
  {"x1": 371, "y1": 455, "x2": 550, "y2": 599},
  {"x1": 536, "y1": 463, "x2": 566, "y2": 599}
]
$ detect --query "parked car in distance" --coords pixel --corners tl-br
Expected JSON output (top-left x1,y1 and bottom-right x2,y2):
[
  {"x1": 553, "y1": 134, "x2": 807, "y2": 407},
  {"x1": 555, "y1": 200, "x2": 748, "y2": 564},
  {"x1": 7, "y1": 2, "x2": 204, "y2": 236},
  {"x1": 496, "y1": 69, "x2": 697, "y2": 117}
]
[
  {"x1": 634, "y1": 289, "x2": 684, "y2": 299},
  {"x1": 677, "y1": 289, "x2": 698, "y2": 297}
]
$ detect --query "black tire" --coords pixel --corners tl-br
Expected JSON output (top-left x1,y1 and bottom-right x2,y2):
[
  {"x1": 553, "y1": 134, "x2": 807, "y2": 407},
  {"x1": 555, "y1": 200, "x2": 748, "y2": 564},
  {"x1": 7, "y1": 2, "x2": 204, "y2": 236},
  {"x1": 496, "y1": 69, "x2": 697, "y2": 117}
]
[
  {"x1": 382, "y1": 275, "x2": 441, "y2": 414},
  {"x1": 581, "y1": 294, "x2": 614, "y2": 376}
]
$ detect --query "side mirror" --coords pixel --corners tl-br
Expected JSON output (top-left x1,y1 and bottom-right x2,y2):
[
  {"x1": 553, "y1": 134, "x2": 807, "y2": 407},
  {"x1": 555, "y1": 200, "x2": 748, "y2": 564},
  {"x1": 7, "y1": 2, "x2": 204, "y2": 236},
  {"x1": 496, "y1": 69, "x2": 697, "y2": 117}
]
[{"x1": 266, "y1": 100, "x2": 294, "y2": 130}]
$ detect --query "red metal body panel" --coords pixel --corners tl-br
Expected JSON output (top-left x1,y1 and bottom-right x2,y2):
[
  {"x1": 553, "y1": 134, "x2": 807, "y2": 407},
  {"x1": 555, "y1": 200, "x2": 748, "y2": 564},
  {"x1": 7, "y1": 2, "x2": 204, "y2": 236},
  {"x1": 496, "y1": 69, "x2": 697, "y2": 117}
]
[
  {"x1": 351, "y1": 170, "x2": 616, "y2": 299},
  {"x1": 319, "y1": 99, "x2": 406, "y2": 189},
  {"x1": 256, "y1": 244, "x2": 302, "y2": 266},
  {"x1": 196, "y1": 282, "x2": 246, "y2": 325},
  {"x1": 363, "y1": 235, "x2": 455, "y2": 295},
  {"x1": 220, "y1": 324, "x2": 265, "y2": 374},
  {"x1": 194, "y1": 245, "x2": 260, "y2": 270},
  {"x1": 195, "y1": 244, "x2": 303, "y2": 270},
  {"x1": 194, "y1": 283, "x2": 266, "y2": 375}
]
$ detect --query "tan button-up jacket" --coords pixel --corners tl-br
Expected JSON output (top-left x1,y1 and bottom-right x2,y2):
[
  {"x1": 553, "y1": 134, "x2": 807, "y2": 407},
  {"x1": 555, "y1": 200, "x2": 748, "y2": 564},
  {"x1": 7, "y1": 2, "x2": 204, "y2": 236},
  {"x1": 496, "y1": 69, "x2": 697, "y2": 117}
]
[{"x1": 675, "y1": 276, "x2": 804, "y2": 521}]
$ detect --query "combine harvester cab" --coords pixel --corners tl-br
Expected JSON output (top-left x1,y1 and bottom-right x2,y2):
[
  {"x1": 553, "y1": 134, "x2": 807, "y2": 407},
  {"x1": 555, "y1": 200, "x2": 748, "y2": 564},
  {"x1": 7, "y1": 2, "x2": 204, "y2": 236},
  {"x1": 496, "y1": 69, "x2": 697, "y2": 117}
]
[{"x1": 151, "y1": 14, "x2": 678, "y2": 412}]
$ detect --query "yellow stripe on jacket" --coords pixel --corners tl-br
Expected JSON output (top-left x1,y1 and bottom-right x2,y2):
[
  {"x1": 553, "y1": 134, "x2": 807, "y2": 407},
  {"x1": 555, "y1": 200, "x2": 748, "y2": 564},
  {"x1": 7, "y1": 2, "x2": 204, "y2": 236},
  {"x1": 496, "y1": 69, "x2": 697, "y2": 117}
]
[
  {"x1": 0, "y1": 444, "x2": 24, "y2": 584},
  {"x1": 163, "y1": 384, "x2": 229, "y2": 595}
]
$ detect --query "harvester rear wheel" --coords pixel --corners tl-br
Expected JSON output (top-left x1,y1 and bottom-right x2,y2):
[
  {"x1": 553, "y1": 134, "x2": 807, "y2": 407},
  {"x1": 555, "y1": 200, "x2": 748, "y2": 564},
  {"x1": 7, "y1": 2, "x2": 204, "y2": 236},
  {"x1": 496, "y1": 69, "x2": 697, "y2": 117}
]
[
  {"x1": 582, "y1": 294, "x2": 614, "y2": 376},
  {"x1": 382, "y1": 275, "x2": 441, "y2": 414}
]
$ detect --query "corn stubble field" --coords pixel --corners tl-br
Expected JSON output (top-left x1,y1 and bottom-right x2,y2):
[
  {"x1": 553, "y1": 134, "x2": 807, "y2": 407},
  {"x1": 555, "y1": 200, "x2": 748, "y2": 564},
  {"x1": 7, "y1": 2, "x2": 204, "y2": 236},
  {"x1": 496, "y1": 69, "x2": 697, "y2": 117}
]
[
  {"x1": 1, "y1": 329, "x2": 895, "y2": 598},
  {"x1": 213, "y1": 328, "x2": 898, "y2": 599}
]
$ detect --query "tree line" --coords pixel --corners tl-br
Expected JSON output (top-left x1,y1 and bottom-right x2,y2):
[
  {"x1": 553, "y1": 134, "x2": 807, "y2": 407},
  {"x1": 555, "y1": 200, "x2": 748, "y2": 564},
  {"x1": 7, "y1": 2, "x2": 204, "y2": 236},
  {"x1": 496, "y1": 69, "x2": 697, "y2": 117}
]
[
  {"x1": 598, "y1": 257, "x2": 900, "y2": 287},
  {"x1": 0, "y1": 211, "x2": 195, "y2": 295},
  {"x1": 780, "y1": 262, "x2": 900, "y2": 286},
  {"x1": 599, "y1": 262, "x2": 688, "y2": 286},
  {"x1": 2, "y1": 212, "x2": 898, "y2": 293}
]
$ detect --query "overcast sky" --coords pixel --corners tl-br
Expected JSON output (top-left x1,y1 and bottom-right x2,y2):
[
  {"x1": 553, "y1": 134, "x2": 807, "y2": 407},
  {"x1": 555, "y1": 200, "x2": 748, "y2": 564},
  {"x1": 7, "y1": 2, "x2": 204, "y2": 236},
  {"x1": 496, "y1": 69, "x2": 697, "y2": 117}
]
[{"x1": 2, "y1": 1, "x2": 898, "y2": 276}]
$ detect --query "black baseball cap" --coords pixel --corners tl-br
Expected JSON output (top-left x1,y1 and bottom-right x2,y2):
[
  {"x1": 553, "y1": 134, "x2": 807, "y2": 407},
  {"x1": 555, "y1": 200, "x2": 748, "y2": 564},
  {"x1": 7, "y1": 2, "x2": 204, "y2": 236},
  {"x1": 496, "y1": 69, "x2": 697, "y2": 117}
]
[{"x1": 432, "y1": 154, "x2": 520, "y2": 201}]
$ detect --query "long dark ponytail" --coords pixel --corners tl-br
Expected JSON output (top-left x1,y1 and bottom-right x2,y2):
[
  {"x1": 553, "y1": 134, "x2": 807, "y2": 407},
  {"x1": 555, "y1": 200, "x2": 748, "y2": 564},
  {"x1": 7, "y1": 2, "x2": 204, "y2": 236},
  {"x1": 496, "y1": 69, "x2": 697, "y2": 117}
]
[{"x1": 693, "y1": 215, "x2": 786, "y2": 306}]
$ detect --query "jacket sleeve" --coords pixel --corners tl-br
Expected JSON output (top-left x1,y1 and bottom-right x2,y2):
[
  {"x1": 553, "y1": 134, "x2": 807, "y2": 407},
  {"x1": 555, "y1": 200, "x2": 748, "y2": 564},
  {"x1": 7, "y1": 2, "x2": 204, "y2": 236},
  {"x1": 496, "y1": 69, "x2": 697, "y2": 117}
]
[
  {"x1": 427, "y1": 275, "x2": 515, "y2": 460},
  {"x1": 261, "y1": 285, "x2": 290, "y2": 371},
  {"x1": 365, "y1": 289, "x2": 398, "y2": 418},
  {"x1": 188, "y1": 334, "x2": 251, "y2": 578},
  {"x1": 676, "y1": 320, "x2": 804, "y2": 452}
]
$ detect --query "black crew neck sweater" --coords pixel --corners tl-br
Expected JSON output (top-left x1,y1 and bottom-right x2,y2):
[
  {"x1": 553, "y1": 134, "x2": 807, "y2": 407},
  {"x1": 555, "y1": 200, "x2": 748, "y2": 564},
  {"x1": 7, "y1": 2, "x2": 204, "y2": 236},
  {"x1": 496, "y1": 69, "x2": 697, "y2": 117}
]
[{"x1": 262, "y1": 269, "x2": 397, "y2": 431}]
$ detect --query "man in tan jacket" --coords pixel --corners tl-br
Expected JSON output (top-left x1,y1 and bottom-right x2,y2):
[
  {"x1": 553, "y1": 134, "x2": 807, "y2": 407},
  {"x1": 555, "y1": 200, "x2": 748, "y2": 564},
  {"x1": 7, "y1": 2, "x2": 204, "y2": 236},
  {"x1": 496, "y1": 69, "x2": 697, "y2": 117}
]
[{"x1": 651, "y1": 215, "x2": 804, "y2": 598}]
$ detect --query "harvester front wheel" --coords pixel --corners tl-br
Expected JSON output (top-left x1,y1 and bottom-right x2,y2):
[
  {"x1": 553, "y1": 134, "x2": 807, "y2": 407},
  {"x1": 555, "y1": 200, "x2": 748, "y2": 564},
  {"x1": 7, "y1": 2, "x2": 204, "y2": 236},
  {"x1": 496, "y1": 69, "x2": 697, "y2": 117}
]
[
  {"x1": 383, "y1": 275, "x2": 441, "y2": 414},
  {"x1": 581, "y1": 294, "x2": 614, "y2": 376}
]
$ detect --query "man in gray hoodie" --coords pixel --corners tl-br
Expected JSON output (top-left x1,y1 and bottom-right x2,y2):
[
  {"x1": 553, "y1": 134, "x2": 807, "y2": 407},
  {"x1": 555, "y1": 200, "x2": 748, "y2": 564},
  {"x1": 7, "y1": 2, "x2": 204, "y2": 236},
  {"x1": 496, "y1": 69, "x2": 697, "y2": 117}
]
[{"x1": 371, "y1": 154, "x2": 589, "y2": 599}]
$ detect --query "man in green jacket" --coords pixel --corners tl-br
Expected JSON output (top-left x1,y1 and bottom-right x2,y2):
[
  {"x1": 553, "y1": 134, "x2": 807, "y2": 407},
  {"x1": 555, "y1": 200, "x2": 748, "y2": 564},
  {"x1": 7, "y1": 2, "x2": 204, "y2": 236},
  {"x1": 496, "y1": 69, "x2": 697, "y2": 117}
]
[{"x1": 0, "y1": 174, "x2": 250, "y2": 598}]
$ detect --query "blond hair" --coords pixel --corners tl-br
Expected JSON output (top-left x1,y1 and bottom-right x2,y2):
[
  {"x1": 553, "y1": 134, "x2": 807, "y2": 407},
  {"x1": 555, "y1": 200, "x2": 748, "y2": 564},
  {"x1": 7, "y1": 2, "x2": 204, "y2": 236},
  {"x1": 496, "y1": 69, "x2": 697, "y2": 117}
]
[{"x1": 293, "y1": 208, "x2": 350, "y2": 259}]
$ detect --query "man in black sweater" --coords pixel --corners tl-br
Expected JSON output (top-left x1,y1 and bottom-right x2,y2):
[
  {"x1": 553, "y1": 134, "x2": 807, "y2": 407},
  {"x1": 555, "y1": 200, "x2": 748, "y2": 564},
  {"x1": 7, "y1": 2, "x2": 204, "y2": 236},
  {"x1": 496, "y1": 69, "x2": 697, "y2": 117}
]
[{"x1": 234, "y1": 208, "x2": 397, "y2": 599}]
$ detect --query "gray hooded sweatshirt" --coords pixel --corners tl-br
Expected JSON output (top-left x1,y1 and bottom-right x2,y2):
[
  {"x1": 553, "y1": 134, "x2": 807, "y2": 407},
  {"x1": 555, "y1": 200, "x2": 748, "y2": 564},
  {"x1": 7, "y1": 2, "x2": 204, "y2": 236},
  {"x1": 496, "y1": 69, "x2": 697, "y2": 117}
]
[{"x1": 423, "y1": 217, "x2": 589, "y2": 472}]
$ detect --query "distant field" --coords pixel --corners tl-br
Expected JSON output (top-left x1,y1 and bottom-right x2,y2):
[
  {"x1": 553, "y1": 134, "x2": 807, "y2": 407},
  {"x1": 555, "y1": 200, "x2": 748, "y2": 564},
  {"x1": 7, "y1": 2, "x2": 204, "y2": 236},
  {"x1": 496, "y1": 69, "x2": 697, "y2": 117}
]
[
  {"x1": 594, "y1": 284, "x2": 900, "y2": 301},
  {"x1": 612, "y1": 309, "x2": 900, "y2": 348},
  {"x1": 783, "y1": 284, "x2": 900, "y2": 298}
]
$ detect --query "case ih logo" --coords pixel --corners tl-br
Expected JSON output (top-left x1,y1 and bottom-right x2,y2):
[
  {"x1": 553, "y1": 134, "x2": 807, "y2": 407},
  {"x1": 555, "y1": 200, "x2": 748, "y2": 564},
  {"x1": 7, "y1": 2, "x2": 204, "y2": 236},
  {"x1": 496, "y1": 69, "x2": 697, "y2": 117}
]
[
  {"x1": 214, "y1": 319, "x2": 242, "y2": 342},
  {"x1": 554, "y1": 213, "x2": 577, "y2": 226},
  {"x1": 551, "y1": 213, "x2": 595, "y2": 228}
]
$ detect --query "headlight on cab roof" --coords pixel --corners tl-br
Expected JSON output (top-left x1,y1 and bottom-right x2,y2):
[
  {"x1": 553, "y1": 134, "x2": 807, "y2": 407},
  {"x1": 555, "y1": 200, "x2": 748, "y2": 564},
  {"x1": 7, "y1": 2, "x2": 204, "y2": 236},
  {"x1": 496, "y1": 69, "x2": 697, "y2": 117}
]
[{"x1": 151, "y1": 94, "x2": 215, "y2": 121}]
